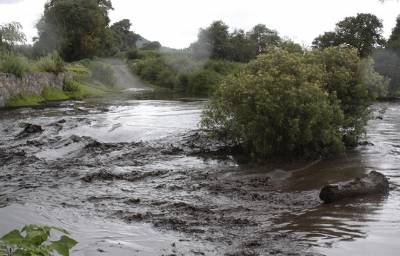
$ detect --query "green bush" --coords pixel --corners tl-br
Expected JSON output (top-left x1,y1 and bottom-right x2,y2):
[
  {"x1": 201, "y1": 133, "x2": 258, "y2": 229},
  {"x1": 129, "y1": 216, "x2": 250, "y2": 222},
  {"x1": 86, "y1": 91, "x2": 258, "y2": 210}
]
[
  {"x1": 0, "y1": 54, "x2": 31, "y2": 77},
  {"x1": 203, "y1": 60, "x2": 241, "y2": 75},
  {"x1": 126, "y1": 48, "x2": 142, "y2": 60},
  {"x1": 202, "y1": 49, "x2": 345, "y2": 159},
  {"x1": 0, "y1": 225, "x2": 77, "y2": 256},
  {"x1": 187, "y1": 69, "x2": 221, "y2": 95},
  {"x1": 202, "y1": 47, "x2": 385, "y2": 159},
  {"x1": 36, "y1": 52, "x2": 64, "y2": 74},
  {"x1": 307, "y1": 47, "x2": 380, "y2": 146}
]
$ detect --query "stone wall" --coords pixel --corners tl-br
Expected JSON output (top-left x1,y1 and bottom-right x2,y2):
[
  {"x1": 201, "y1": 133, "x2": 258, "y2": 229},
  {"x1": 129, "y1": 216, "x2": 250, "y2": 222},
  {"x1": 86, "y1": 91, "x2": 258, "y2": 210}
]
[{"x1": 0, "y1": 72, "x2": 64, "y2": 107}]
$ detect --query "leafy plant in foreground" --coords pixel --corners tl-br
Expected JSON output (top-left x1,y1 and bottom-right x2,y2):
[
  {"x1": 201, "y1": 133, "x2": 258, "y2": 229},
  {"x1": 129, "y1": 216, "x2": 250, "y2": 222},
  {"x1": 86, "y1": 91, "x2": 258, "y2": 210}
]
[{"x1": 0, "y1": 225, "x2": 77, "y2": 256}]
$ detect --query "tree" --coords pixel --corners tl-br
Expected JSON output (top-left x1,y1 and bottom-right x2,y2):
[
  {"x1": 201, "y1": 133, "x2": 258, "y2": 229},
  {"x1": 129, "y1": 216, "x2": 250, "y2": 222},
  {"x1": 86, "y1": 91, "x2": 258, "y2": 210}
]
[
  {"x1": 312, "y1": 32, "x2": 339, "y2": 49},
  {"x1": 336, "y1": 13, "x2": 386, "y2": 57},
  {"x1": 35, "y1": 0, "x2": 113, "y2": 61},
  {"x1": 0, "y1": 22, "x2": 26, "y2": 50},
  {"x1": 373, "y1": 48, "x2": 400, "y2": 95},
  {"x1": 312, "y1": 13, "x2": 386, "y2": 57},
  {"x1": 388, "y1": 15, "x2": 400, "y2": 54},
  {"x1": 227, "y1": 29, "x2": 254, "y2": 62},
  {"x1": 191, "y1": 21, "x2": 230, "y2": 60},
  {"x1": 109, "y1": 19, "x2": 139, "y2": 52},
  {"x1": 202, "y1": 47, "x2": 387, "y2": 158},
  {"x1": 202, "y1": 49, "x2": 345, "y2": 158},
  {"x1": 248, "y1": 24, "x2": 281, "y2": 54},
  {"x1": 142, "y1": 41, "x2": 161, "y2": 50}
]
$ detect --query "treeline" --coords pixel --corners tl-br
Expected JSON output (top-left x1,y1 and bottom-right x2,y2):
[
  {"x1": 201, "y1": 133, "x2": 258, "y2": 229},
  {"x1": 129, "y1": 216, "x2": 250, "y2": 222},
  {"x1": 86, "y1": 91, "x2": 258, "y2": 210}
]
[
  {"x1": 189, "y1": 21, "x2": 302, "y2": 62},
  {"x1": 127, "y1": 49, "x2": 242, "y2": 95},
  {"x1": 128, "y1": 21, "x2": 303, "y2": 95},
  {"x1": 311, "y1": 13, "x2": 400, "y2": 96}
]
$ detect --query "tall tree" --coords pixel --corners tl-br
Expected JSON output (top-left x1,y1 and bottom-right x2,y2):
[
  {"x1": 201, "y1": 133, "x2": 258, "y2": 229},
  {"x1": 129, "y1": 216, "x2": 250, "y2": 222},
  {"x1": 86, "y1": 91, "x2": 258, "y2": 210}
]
[
  {"x1": 35, "y1": 0, "x2": 113, "y2": 61},
  {"x1": 248, "y1": 24, "x2": 281, "y2": 54},
  {"x1": 388, "y1": 15, "x2": 400, "y2": 54},
  {"x1": 312, "y1": 13, "x2": 385, "y2": 57},
  {"x1": 0, "y1": 22, "x2": 26, "y2": 50},
  {"x1": 336, "y1": 13, "x2": 386, "y2": 57},
  {"x1": 191, "y1": 21, "x2": 230, "y2": 59},
  {"x1": 109, "y1": 19, "x2": 139, "y2": 52},
  {"x1": 312, "y1": 32, "x2": 340, "y2": 49},
  {"x1": 228, "y1": 29, "x2": 254, "y2": 62}
]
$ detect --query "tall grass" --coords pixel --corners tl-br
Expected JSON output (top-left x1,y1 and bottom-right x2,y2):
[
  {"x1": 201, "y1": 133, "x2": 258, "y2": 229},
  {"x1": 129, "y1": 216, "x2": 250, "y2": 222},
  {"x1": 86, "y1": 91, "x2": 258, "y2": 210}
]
[
  {"x1": 0, "y1": 54, "x2": 31, "y2": 77},
  {"x1": 36, "y1": 52, "x2": 64, "y2": 74}
]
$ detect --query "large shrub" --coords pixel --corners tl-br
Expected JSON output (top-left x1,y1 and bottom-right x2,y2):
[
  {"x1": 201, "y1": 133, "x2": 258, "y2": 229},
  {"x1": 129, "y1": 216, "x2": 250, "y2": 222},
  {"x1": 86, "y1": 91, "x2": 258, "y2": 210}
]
[{"x1": 202, "y1": 47, "x2": 385, "y2": 159}]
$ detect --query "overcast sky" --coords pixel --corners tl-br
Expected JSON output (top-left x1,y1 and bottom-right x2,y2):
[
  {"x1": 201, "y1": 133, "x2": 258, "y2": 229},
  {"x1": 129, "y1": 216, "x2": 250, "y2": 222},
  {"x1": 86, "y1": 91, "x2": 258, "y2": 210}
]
[{"x1": 0, "y1": 0, "x2": 399, "y2": 48}]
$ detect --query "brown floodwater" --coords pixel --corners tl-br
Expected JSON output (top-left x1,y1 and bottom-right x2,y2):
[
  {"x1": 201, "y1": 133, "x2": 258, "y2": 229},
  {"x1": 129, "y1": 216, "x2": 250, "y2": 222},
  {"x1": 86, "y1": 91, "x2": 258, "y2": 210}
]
[
  {"x1": 0, "y1": 77, "x2": 399, "y2": 255},
  {"x1": 272, "y1": 103, "x2": 400, "y2": 255}
]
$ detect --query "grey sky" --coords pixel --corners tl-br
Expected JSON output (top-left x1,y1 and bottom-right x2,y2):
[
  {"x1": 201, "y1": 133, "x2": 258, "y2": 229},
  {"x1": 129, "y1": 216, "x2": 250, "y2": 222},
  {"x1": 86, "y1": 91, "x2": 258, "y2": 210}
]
[{"x1": 0, "y1": 0, "x2": 399, "y2": 48}]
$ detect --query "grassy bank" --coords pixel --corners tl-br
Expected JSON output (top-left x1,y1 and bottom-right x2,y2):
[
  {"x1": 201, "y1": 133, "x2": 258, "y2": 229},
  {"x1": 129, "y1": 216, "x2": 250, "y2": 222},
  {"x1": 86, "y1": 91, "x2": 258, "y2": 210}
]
[{"x1": 2, "y1": 54, "x2": 117, "y2": 108}]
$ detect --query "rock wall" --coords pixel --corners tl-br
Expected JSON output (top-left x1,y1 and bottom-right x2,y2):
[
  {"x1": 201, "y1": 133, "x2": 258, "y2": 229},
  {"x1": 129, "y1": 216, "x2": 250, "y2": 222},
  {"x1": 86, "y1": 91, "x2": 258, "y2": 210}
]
[{"x1": 0, "y1": 72, "x2": 64, "y2": 107}]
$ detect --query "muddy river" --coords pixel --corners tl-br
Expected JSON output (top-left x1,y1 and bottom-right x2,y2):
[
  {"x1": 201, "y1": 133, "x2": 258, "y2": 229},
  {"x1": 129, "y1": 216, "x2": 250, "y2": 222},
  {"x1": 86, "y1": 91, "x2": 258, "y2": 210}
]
[{"x1": 0, "y1": 88, "x2": 399, "y2": 255}]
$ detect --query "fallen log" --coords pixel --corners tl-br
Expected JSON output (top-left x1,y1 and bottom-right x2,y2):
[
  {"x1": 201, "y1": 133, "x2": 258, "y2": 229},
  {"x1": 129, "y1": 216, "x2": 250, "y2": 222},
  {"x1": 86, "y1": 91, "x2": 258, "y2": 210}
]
[{"x1": 319, "y1": 171, "x2": 389, "y2": 203}]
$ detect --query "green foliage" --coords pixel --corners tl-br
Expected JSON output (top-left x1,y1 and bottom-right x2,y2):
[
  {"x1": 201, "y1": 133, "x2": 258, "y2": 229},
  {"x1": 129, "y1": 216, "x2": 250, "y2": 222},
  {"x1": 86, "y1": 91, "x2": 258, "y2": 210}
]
[
  {"x1": 65, "y1": 63, "x2": 90, "y2": 80},
  {"x1": 142, "y1": 41, "x2": 161, "y2": 51},
  {"x1": 88, "y1": 61, "x2": 116, "y2": 86},
  {"x1": 6, "y1": 87, "x2": 70, "y2": 108},
  {"x1": 130, "y1": 50, "x2": 242, "y2": 95},
  {"x1": 41, "y1": 87, "x2": 70, "y2": 101},
  {"x1": 359, "y1": 57, "x2": 389, "y2": 99},
  {"x1": 126, "y1": 48, "x2": 141, "y2": 60},
  {"x1": 312, "y1": 13, "x2": 386, "y2": 57},
  {"x1": 373, "y1": 48, "x2": 400, "y2": 95},
  {"x1": 189, "y1": 21, "x2": 292, "y2": 62},
  {"x1": 186, "y1": 69, "x2": 221, "y2": 95},
  {"x1": 0, "y1": 225, "x2": 77, "y2": 256},
  {"x1": 202, "y1": 47, "x2": 386, "y2": 159},
  {"x1": 248, "y1": 24, "x2": 281, "y2": 55},
  {"x1": 5, "y1": 92, "x2": 44, "y2": 108},
  {"x1": 63, "y1": 77, "x2": 106, "y2": 100},
  {"x1": 388, "y1": 15, "x2": 400, "y2": 54},
  {"x1": 107, "y1": 19, "x2": 139, "y2": 54},
  {"x1": 35, "y1": 0, "x2": 113, "y2": 61},
  {"x1": 0, "y1": 22, "x2": 26, "y2": 51},
  {"x1": 0, "y1": 54, "x2": 31, "y2": 77},
  {"x1": 36, "y1": 52, "x2": 64, "y2": 74}
]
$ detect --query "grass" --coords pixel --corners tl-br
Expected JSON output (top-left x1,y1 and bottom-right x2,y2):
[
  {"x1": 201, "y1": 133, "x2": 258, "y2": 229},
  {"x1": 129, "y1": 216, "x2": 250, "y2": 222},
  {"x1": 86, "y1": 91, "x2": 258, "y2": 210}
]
[
  {"x1": 63, "y1": 78, "x2": 106, "y2": 100},
  {"x1": 5, "y1": 92, "x2": 44, "y2": 107},
  {"x1": 35, "y1": 52, "x2": 64, "y2": 74},
  {"x1": 0, "y1": 54, "x2": 31, "y2": 77},
  {"x1": 2, "y1": 58, "x2": 117, "y2": 108},
  {"x1": 41, "y1": 86, "x2": 70, "y2": 101}
]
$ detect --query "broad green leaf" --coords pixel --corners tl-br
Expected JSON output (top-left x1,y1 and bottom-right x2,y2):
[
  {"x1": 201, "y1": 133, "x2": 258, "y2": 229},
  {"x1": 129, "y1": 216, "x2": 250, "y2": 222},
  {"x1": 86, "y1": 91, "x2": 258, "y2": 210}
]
[
  {"x1": 1, "y1": 230, "x2": 23, "y2": 245},
  {"x1": 50, "y1": 236, "x2": 77, "y2": 256}
]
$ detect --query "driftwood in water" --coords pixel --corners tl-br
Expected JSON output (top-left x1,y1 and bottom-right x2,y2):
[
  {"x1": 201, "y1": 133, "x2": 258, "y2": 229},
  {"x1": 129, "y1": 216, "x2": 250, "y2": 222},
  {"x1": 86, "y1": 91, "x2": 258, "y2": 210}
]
[{"x1": 319, "y1": 171, "x2": 389, "y2": 203}]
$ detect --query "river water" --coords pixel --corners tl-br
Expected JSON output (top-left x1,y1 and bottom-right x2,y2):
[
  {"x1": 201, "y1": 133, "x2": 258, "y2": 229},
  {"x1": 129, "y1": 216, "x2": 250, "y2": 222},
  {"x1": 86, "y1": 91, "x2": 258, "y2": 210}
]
[{"x1": 0, "y1": 80, "x2": 399, "y2": 255}]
